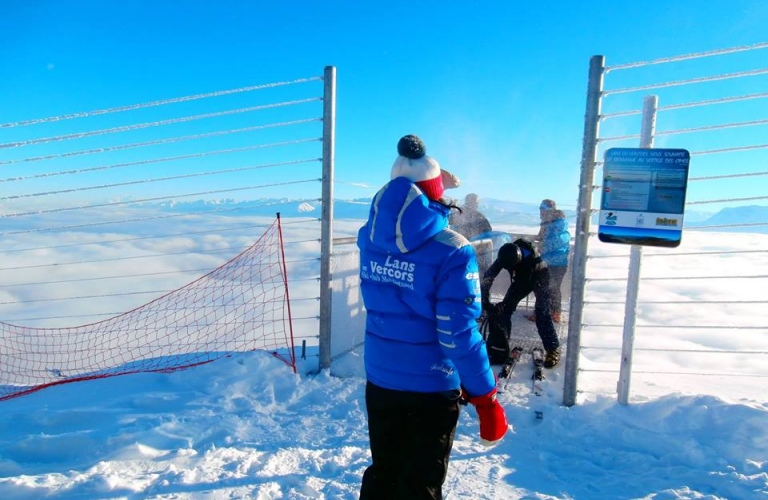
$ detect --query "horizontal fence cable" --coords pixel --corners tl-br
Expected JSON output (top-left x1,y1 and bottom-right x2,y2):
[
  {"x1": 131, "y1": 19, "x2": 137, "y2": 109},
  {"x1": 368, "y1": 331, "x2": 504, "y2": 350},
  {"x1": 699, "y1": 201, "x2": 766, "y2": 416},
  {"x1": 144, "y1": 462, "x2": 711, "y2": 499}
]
[
  {"x1": 0, "y1": 118, "x2": 321, "y2": 166},
  {"x1": 1, "y1": 158, "x2": 320, "y2": 201},
  {"x1": 597, "y1": 133, "x2": 641, "y2": 144},
  {"x1": 0, "y1": 77, "x2": 323, "y2": 129},
  {"x1": 333, "y1": 237, "x2": 358, "y2": 246},
  {"x1": 1, "y1": 284, "x2": 321, "y2": 308},
  {"x1": 600, "y1": 91, "x2": 768, "y2": 120},
  {"x1": 687, "y1": 194, "x2": 768, "y2": 205},
  {"x1": 291, "y1": 317, "x2": 322, "y2": 323},
  {"x1": 4, "y1": 258, "x2": 322, "y2": 288},
  {"x1": 1, "y1": 231, "x2": 253, "y2": 254},
  {"x1": 690, "y1": 143, "x2": 768, "y2": 156},
  {"x1": 0, "y1": 217, "x2": 320, "y2": 254},
  {"x1": 0, "y1": 210, "x2": 300, "y2": 236},
  {"x1": 605, "y1": 41, "x2": 768, "y2": 72},
  {"x1": 0, "y1": 99, "x2": 322, "y2": 150},
  {"x1": 4, "y1": 268, "x2": 236, "y2": 286},
  {"x1": 583, "y1": 324, "x2": 766, "y2": 330},
  {"x1": 0, "y1": 138, "x2": 320, "y2": 183},
  {"x1": 0, "y1": 242, "x2": 322, "y2": 272},
  {"x1": 331, "y1": 342, "x2": 365, "y2": 363},
  {"x1": 587, "y1": 275, "x2": 768, "y2": 282},
  {"x1": 5, "y1": 292, "x2": 324, "y2": 324},
  {"x1": 689, "y1": 169, "x2": 768, "y2": 182},
  {"x1": 333, "y1": 179, "x2": 379, "y2": 189},
  {"x1": 585, "y1": 300, "x2": 767, "y2": 305},
  {"x1": 586, "y1": 225, "x2": 768, "y2": 236},
  {"x1": 657, "y1": 118, "x2": 768, "y2": 136},
  {"x1": 603, "y1": 68, "x2": 768, "y2": 96},
  {"x1": 0, "y1": 218, "x2": 317, "y2": 254},
  {"x1": 0, "y1": 290, "x2": 171, "y2": 305},
  {"x1": 581, "y1": 346, "x2": 768, "y2": 355},
  {"x1": 0, "y1": 178, "x2": 321, "y2": 219},
  {"x1": 580, "y1": 369, "x2": 765, "y2": 378},
  {"x1": 0, "y1": 276, "x2": 323, "y2": 307},
  {"x1": 599, "y1": 118, "x2": 768, "y2": 143},
  {"x1": 588, "y1": 249, "x2": 768, "y2": 259},
  {"x1": 687, "y1": 222, "x2": 768, "y2": 230},
  {"x1": 0, "y1": 206, "x2": 319, "y2": 237},
  {"x1": 586, "y1": 192, "x2": 768, "y2": 206},
  {"x1": 6, "y1": 312, "x2": 147, "y2": 323}
]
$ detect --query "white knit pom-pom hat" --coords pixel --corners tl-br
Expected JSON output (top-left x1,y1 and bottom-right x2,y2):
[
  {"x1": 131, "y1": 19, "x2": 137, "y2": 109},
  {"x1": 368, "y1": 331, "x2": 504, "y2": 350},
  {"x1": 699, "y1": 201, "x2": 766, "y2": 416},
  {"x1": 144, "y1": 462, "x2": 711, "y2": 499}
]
[{"x1": 390, "y1": 135, "x2": 459, "y2": 201}]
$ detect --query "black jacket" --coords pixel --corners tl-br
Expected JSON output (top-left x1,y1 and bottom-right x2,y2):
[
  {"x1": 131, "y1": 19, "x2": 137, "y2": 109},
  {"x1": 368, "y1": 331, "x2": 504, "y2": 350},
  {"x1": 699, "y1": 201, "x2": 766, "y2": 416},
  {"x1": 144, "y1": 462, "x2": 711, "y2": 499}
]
[{"x1": 480, "y1": 240, "x2": 549, "y2": 314}]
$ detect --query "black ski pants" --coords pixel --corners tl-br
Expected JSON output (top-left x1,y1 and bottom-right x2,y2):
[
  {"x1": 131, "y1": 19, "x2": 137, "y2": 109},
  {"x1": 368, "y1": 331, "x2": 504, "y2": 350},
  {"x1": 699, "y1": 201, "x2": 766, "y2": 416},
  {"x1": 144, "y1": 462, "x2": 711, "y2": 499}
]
[
  {"x1": 548, "y1": 265, "x2": 568, "y2": 315},
  {"x1": 359, "y1": 382, "x2": 461, "y2": 500},
  {"x1": 500, "y1": 267, "x2": 560, "y2": 352}
]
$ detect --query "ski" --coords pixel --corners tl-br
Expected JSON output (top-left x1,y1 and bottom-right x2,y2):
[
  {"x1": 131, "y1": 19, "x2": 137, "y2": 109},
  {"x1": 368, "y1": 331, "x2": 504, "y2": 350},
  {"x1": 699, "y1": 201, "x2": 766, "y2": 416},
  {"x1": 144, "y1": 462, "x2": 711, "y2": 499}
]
[
  {"x1": 497, "y1": 346, "x2": 523, "y2": 393},
  {"x1": 531, "y1": 347, "x2": 545, "y2": 393},
  {"x1": 531, "y1": 347, "x2": 545, "y2": 419}
]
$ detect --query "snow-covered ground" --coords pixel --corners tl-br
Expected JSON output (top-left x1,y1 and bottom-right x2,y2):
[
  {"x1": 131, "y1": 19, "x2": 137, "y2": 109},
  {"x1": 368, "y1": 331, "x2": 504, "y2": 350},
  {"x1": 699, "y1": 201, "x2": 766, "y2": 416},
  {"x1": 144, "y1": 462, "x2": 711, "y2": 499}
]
[{"x1": 0, "y1": 348, "x2": 765, "y2": 499}]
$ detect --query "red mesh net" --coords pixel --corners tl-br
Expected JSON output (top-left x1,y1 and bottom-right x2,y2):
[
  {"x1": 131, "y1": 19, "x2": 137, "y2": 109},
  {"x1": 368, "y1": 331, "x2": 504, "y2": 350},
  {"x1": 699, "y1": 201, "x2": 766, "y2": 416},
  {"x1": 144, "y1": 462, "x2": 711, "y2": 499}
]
[{"x1": 0, "y1": 218, "x2": 295, "y2": 401}]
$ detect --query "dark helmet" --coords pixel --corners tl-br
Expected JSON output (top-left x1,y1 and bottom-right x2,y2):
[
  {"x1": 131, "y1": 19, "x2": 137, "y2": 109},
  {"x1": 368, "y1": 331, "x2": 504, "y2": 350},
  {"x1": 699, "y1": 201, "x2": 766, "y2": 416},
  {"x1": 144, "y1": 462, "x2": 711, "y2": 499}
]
[{"x1": 497, "y1": 243, "x2": 522, "y2": 269}]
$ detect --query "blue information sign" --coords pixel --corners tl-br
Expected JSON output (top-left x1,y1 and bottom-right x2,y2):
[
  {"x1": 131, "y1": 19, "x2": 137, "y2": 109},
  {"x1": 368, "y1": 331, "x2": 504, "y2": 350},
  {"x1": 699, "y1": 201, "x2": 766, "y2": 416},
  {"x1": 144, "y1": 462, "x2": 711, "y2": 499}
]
[{"x1": 598, "y1": 147, "x2": 690, "y2": 248}]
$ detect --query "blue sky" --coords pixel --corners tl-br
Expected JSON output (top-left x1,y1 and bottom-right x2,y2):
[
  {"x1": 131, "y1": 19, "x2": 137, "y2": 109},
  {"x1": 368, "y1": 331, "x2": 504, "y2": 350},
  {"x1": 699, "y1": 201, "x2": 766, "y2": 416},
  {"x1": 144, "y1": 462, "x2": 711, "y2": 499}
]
[{"x1": 2, "y1": 1, "x2": 767, "y2": 209}]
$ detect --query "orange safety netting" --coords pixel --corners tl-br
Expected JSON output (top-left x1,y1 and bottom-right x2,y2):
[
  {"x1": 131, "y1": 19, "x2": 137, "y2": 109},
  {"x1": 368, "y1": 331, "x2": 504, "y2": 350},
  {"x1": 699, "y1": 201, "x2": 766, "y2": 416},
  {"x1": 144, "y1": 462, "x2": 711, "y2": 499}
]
[{"x1": 0, "y1": 217, "x2": 295, "y2": 401}]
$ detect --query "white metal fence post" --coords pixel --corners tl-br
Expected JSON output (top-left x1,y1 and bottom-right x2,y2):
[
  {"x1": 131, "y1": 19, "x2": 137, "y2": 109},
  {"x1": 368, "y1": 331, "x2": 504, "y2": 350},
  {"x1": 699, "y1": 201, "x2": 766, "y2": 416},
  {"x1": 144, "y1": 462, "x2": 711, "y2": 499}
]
[
  {"x1": 319, "y1": 66, "x2": 337, "y2": 371},
  {"x1": 563, "y1": 55, "x2": 605, "y2": 407},
  {"x1": 617, "y1": 94, "x2": 658, "y2": 405}
]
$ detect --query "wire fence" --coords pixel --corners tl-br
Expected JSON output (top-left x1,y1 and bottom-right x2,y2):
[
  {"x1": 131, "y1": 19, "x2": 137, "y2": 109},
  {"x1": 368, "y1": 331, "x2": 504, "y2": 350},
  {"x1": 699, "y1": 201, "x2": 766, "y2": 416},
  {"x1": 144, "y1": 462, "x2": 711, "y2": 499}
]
[
  {"x1": 0, "y1": 74, "x2": 328, "y2": 350},
  {"x1": 5, "y1": 49, "x2": 766, "y2": 404},
  {"x1": 571, "y1": 42, "x2": 768, "y2": 402}
]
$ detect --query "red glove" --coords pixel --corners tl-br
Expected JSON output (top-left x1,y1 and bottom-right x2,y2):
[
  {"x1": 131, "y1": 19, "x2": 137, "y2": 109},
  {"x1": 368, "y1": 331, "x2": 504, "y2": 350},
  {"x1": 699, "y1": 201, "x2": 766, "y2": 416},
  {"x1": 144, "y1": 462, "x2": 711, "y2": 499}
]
[{"x1": 468, "y1": 388, "x2": 508, "y2": 446}]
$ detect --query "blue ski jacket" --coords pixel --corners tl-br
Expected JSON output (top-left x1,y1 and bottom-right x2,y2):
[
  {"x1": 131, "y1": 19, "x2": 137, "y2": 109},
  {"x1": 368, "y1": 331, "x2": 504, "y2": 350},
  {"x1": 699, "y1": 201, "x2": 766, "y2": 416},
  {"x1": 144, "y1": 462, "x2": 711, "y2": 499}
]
[
  {"x1": 356, "y1": 177, "x2": 496, "y2": 397},
  {"x1": 539, "y1": 214, "x2": 571, "y2": 268}
]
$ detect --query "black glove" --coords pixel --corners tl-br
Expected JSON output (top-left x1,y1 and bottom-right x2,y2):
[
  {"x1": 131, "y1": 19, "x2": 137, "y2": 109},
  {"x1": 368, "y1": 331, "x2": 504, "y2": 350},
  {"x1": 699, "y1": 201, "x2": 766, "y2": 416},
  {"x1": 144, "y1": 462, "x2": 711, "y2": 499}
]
[
  {"x1": 482, "y1": 301, "x2": 500, "y2": 316},
  {"x1": 491, "y1": 302, "x2": 510, "y2": 318},
  {"x1": 481, "y1": 300, "x2": 493, "y2": 314}
]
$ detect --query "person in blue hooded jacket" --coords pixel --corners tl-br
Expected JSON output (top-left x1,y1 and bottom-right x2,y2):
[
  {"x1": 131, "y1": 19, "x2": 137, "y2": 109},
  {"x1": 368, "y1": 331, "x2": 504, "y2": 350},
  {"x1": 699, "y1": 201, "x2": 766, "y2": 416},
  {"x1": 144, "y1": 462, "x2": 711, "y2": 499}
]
[
  {"x1": 533, "y1": 199, "x2": 571, "y2": 324},
  {"x1": 357, "y1": 135, "x2": 508, "y2": 500}
]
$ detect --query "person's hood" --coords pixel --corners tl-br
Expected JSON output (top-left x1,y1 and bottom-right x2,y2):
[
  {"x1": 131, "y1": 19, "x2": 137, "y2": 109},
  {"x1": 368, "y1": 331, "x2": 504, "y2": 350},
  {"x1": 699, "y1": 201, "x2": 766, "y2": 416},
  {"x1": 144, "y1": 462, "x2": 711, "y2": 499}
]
[
  {"x1": 543, "y1": 209, "x2": 567, "y2": 222},
  {"x1": 364, "y1": 177, "x2": 450, "y2": 254}
]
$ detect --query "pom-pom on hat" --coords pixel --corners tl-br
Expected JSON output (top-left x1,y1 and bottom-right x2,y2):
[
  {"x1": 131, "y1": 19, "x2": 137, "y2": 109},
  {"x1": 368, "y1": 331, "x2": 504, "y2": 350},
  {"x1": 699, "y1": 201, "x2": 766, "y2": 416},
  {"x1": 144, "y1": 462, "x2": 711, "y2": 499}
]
[
  {"x1": 397, "y1": 134, "x2": 427, "y2": 159},
  {"x1": 391, "y1": 134, "x2": 449, "y2": 201}
]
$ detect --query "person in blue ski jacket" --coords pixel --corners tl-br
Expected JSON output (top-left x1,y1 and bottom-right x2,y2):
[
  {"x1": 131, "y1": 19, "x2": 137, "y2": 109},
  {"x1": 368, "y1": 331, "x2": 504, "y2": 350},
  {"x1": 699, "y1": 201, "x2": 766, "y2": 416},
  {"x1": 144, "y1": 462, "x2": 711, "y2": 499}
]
[
  {"x1": 534, "y1": 199, "x2": 571, "y2": 323},
  {"x1": 357, "y1": 134, "x2": 508, "y2": 500}
]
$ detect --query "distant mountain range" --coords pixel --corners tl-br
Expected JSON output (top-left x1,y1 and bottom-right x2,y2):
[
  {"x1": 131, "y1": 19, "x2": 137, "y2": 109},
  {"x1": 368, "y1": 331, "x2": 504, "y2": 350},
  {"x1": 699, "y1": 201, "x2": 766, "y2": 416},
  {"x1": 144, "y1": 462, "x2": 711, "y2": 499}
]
[
  {"x1": 686, "y1": 205, "x2": 768, "y2": 233},
  {"x1": 155, "y1": 199, "x2": 768, "y2": 233},
  {"x1": 155, "y1": 197, "x2": 549, "y2": 225}
]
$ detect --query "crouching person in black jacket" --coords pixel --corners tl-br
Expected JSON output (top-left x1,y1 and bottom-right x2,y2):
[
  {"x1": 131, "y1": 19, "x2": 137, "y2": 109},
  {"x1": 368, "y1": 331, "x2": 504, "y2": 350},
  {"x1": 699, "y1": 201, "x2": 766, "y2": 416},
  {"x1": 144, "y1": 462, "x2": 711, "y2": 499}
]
[{"x1": 480, "y1": 239, "x2": 561, "y2": 368}]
